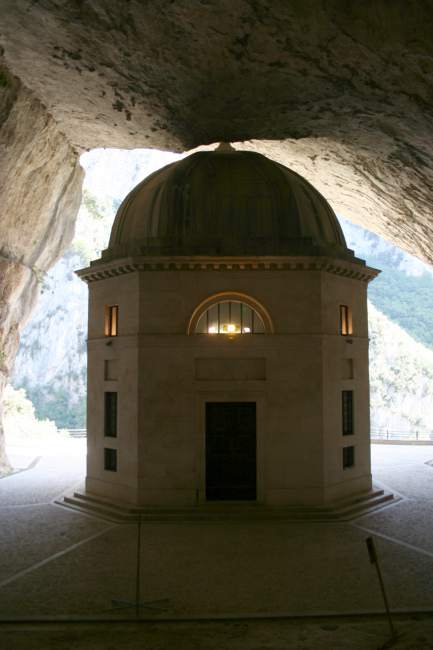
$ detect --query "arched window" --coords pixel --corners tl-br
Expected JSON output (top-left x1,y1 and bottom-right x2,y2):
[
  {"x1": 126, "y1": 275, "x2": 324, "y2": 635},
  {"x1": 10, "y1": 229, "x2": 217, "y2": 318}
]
[{"x1": 194, "y1": 300, "x2": 266, "y2": 334}]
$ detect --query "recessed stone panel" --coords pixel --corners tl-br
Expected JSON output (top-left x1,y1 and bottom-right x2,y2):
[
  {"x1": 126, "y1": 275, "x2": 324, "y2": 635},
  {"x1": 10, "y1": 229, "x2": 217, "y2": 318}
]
[
  {"x1": 342, "y1": 358, "x2": 354, "y2": 380},
  {"x1": 195, "y1": 358, "x2": 266, "y2": 381},
  {"x1": 104, "y1": 359, "x2": 118, "y2": 381}
]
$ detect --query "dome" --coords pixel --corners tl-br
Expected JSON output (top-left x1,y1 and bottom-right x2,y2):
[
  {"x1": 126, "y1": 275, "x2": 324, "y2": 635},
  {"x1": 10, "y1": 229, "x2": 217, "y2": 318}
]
[{"x1": 103, "y1": 145, "x2": 351, "y2": 261}]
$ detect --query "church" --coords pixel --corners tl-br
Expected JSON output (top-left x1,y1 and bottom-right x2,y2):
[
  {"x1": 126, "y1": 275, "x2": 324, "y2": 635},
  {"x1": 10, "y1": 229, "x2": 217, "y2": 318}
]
[{"x1": 77, "y1": 143, "x2": 379, "y2": 510}]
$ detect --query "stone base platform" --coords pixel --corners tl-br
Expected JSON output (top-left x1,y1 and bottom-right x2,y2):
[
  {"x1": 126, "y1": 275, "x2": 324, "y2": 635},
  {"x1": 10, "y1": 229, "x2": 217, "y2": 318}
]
[{"x1": 56, "y1": 486, "x2": 397, "y2": 523}]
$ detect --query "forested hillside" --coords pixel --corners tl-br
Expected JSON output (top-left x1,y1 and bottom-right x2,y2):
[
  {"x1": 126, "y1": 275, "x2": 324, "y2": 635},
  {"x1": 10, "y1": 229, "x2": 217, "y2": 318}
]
[
  {"x1": 369, "y1": 303, "x2": 433, "y2": 434},
  {"x1": 342, "y1": 218, "x2": 433, "y2": 349},
  {"x1": 10, "y1": 150, "x2": 433, "y2": 435}
]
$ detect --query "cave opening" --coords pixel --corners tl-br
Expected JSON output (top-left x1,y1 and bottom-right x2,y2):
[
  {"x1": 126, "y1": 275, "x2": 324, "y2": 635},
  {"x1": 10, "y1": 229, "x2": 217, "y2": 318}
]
[{"x1": 7, "y1": 146, "x2": 433, "y2": 463}]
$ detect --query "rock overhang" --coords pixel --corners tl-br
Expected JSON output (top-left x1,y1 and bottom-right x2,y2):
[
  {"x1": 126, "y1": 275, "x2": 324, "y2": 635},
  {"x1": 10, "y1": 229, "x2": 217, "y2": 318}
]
[{"x1": 0, "y1": 0, "x2": 431, "y2": 263}]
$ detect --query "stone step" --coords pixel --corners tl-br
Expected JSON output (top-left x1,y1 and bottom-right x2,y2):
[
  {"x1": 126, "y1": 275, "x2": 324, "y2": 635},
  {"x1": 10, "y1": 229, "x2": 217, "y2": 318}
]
[
  {"x1": 56, "y1": 487, "x2": 397, "y2": 524},
  {"x1": 60, "y1": 495, "x2": 137, "y2": 522},
  {"x1": 59, "y1": 494, "x2": 331, "y2": 523},
  {"x1": 331, "y1": 492, "x2": 396, "y2": 520},
  {"x1": 72, "y1": 491, "x2": 334, "y2": 517}
]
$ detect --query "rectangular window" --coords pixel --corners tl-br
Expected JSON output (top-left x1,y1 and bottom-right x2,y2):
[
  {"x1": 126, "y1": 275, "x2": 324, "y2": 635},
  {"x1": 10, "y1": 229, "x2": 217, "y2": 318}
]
[
  {"x1": 341, "y1": 358, "x2": 354, "y2": 380},
  {"x1": 343, "y1": 446, "x2": 355, "y2": 469},
  {"x1": 104, "y1": 359, "x2": 118, "y2": 381},
  {"x1": 104, "y1": 305, "x2": 118, "y2": 337},
  {"x1": 342, "y1": 390, "x2": 354, "y2": 435},
  {"x1": 340, "y1": 305, "x2": 353, "y2": 336},
  {"x1": 104, "y1": 447, "x2": 117, "y2": 472},
  {"x1": 104, "y1": 392, "x2": 117, "y2": 437}
]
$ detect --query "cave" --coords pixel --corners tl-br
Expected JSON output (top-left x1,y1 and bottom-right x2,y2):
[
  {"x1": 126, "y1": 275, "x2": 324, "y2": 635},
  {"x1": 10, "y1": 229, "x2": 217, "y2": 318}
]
[{"x1": 0, "y1": 2, "x2": 432, "y2": 642}]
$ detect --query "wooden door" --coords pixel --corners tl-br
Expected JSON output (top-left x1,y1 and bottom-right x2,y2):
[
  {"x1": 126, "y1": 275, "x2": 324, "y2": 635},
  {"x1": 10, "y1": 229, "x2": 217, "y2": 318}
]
[{"x1": 205, "y1": 402, "x2": 256, "y2": 500}]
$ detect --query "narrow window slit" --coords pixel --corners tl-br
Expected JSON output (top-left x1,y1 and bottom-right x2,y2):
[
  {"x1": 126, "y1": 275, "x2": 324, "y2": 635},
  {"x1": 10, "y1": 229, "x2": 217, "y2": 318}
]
[{"x1": 104, "y1": 305, "x2": 118, "y2": 337}]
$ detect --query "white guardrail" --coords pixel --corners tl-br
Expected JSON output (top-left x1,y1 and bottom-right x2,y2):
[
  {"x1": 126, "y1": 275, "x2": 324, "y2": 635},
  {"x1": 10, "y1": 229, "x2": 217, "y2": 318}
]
[
  {"x1": 67, "y1": 428, "x2": 87, "y2": 438},
  {"x1": 67, "y1": 428, "x2": 431, "y2": 442},
  {"x1": 371, "y1": 429, "x2": 433, "y2": 442}
]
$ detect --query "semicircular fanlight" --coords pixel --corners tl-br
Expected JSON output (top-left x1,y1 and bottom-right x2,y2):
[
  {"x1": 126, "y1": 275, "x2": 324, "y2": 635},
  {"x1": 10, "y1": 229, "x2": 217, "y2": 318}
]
[{"x1": 195, "y1": 300, "x2": 266, "y2": 334}]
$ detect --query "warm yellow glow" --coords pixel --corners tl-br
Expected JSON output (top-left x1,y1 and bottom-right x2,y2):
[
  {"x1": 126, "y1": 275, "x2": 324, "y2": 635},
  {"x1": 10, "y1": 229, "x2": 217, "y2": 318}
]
[
  {"x1": 192, "y1": 297, "x2": 271, "y2": 335},
  {"x1": 220, "y1": 323, "x2": 240, "y2": 334},
  {"x1": 208, "y1": 323, "x2": 243, "y2": 334},
  {"x1": 104, "y1": 305, "x2": 118, "y2": 337},
  {"x1": 340, "y1": 304, "x2": 353, "y2": 336},
  {"x1": 347, "y1": 308, "x2": 353, "y2": 335}
]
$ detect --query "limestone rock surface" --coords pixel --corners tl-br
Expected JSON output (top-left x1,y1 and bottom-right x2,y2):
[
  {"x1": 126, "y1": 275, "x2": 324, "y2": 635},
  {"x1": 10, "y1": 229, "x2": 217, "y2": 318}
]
[
  {"x1": 0, "y1": 0, "x2": 432, "y2": 261},
  {"x1": 0, "y1": 67, "x2": 83, "y2": 471}
]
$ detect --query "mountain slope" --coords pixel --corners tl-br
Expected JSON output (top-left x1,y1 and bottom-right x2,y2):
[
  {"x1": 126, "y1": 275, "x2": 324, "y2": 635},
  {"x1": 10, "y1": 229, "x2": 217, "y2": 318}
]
[
  {"x1": 369, "y1": 303, "x2": 433, "y2": 434},
  {"x1": 341, "y1": 218, "x2": 433, "y2": 350}
]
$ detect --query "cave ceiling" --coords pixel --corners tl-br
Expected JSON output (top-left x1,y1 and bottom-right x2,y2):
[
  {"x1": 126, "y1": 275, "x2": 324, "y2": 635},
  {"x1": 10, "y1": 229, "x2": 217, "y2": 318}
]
[{"x1": 1, "y1": 0, "x2": 432, "y2": 259}]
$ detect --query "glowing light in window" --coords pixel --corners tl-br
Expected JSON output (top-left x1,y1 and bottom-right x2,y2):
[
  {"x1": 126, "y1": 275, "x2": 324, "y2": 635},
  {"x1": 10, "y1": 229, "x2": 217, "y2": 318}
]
[
  {"x1": 104, "y1": 305, "x2": 118, "y2": 337},
  {"x1": 194, "y1": 300, "x2": 265, "y2": 334},
  {"x1": 340, "y1": 305, "x2": 353, "y2": 336}
]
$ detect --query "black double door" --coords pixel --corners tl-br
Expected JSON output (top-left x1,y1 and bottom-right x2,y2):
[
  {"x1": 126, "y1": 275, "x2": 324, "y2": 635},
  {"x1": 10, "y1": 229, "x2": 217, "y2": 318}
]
[{"x1": 205, "y1": 402, "x2": 257, "y2": 501}]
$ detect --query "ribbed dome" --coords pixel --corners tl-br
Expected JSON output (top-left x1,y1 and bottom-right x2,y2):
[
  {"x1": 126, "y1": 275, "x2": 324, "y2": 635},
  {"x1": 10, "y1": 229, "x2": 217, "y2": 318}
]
[{"x1": 103, "y1": 146, "x2": 350, "y2": 260}]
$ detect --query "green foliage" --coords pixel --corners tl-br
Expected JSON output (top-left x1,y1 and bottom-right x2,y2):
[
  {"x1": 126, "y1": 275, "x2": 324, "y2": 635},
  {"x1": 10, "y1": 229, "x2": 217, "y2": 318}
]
[
  {"x1": 82, "y1": 189, "x2": 107, "y2": 221},
  {"x1": 368, "y1": 302, "x2": 433, "y2": 432},
  {"x1": 71, "y1": 238, "x2": 93, "y2": 265},
  {"x1": 4, "y1": 386, "x2": 34, "y2": 417},
  {"x1": 19, "y1": 382, "x2": 86, "y2": 429},
  {"x1": 70, "y1": 188, "x2": 117, "y2": 263},
  {"x1": 367, "y1": 258, "x2": 433, "y2": 350},
  {"x1": 3, "y1": 384, "x2": 64, "y2": 439}
]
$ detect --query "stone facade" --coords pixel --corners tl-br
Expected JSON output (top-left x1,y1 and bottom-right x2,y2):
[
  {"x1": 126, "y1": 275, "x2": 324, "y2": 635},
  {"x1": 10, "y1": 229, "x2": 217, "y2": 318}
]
[
  {"x1": 80, "y1": 256, "x2": 377, "y2": 507},
  {"x1": 78, "y1": 148, "x2": 378, "y2": 509}
]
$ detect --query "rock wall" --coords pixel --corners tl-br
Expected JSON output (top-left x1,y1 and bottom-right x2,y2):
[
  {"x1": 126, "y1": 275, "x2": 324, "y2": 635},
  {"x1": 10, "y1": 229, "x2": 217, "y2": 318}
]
[
  {"x1": 0, "y1": 64, "x2": 83, "y2": 471},
  {"x1": 0, "y1": 1, "x2": 431, "y2": 261}
]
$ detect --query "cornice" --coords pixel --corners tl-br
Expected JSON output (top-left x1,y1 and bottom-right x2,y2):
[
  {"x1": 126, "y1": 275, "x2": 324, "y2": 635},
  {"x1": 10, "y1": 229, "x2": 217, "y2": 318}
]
[{"x1": 76, "y1": 255, "x2": 379, "y2": 284}]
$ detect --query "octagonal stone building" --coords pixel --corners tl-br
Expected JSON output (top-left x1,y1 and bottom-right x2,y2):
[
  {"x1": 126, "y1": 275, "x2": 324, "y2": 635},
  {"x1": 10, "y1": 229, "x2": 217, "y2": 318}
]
[{"x1": 77, "y1": 143, "x2": 379, "y2": 511}]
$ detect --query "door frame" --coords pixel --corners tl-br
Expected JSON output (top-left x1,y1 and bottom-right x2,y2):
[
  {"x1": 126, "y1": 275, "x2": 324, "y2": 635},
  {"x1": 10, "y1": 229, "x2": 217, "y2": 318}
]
[
  {"x1": 205, "y1": 401, "x2": 257, "y2": 501},
  {"x1": 195, "y1": 390, "x2": 266, "y2": 504}
]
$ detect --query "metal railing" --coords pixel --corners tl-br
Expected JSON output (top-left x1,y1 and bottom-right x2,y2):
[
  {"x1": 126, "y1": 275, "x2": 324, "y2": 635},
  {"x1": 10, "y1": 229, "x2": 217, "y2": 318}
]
[
  {"x1": 68, "y1": 428, "x2": 87, "y2": 438},
  {"x1": 67, "y1": 427, "x2": 433, "y2": 442},
  {"x1": 371, "y1": 428, "x2": 433, "y2": 442}
]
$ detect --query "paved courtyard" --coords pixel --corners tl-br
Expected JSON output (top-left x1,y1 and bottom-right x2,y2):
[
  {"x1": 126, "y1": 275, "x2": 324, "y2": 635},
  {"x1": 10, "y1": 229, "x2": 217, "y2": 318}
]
[{"x1": 1, "y1": 439, "x2": 433, "y2": 648}]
